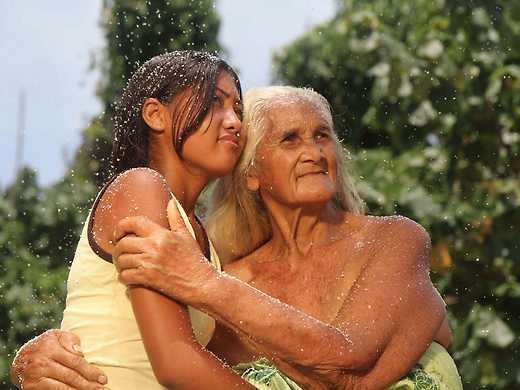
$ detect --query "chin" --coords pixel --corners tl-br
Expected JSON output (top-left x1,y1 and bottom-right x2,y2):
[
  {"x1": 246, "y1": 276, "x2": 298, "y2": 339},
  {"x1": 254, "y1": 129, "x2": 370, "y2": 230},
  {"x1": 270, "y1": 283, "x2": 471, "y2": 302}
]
[
  {"x1": 295, "y1": 179, "x2": 336, "y2": 203},
  {"x1": 207, "y1": 162, "x2": 237, "y2": 178},
  {"x1": 295, "y1": 191, "x2": 335, "y2": 206}
]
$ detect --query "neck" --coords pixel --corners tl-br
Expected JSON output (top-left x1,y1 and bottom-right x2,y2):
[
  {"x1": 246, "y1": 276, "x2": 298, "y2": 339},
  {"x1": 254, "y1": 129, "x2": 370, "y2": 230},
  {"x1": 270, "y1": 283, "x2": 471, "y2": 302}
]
[
  {"x1": 263, "y1": 196, "x2": 342, "y2": 264},
  {"x1": 149, "y1": 151, "x2": 209, "y2": 216}
]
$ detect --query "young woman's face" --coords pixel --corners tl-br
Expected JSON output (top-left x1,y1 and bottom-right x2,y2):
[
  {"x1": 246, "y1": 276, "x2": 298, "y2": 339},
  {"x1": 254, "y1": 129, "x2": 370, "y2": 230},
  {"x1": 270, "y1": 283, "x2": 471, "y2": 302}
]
[
  {"x1": 252, "y1": 101, "x2": 338, "y2": 208},
  {"x1": 180, "y1": 71, "x2": 244, "y2": 179}
]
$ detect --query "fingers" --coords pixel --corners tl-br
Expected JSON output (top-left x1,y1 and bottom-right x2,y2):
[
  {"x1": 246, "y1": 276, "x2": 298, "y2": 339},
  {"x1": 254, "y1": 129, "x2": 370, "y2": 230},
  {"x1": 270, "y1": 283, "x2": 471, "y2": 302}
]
[
  {"x1": 11, "y1": 330, "x2": 107, "y2": 390},
  {"x1": 23, "y1": 361, "x2": 105, "y2": 390},
  {"x1": 118, "y1": 268, "x2": 152, "y2": 288},
  {"x1": 113, "y1": 216, "x2": 160, "y2": 242},
  {"x1": 52, "y1": 346, "x2": 107, "y2": 387},
  {"x1": 56, "y1": 329, "x2": 83, "y2": 356},
  {"x1": 16, "y1": 354, "x2": 106, "y2": 390},
  {"x1": 112, "y1": 235, "x2": 147, "y2": 260},
  {"x1": 113, "y1": 252, "x2": 147, "y2": 273},
  {"x1": 25, "y1": 378, "x2": 79, "y2": 390}
]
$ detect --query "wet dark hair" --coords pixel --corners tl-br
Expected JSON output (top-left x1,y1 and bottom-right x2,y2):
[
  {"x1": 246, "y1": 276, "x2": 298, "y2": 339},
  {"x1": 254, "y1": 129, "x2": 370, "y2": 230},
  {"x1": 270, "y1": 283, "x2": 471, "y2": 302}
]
[{"x1": 111, "y1": 50, "x2": 242, "y2": 175}]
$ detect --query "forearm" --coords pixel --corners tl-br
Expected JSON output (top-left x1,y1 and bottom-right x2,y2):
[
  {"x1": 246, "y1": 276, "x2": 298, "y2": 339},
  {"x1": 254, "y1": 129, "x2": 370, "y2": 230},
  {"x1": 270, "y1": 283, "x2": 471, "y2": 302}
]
[
  {"x1": 157, "y1": 343, "x2": 254, "y2": 389},
  {"x1": 192, "y1": 272, "x2": 363, "y2": 377},
  {"x1": 130, "y1": 287, "x2": 252, "y2": 389}
]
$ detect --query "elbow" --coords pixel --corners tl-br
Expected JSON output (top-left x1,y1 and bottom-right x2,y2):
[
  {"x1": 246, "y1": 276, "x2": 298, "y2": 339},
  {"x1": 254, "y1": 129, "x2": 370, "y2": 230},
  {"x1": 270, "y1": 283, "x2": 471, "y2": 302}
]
[
  {"x1": 309, "y1": 365, "x2": 371, "y2": 390},
  {"x1": 328, "y1": 354, "x2": 379, "y2": 389},
  {"x1": 337, "y1": 341, "x2": 380, "y2": 372},
  {"x1": 154, "y1": 369, "x2": 179, "y2": 389},
  {"x1": 150, "y1": 345, "x2": 208, "y2": 389},
  {"x1": 305, "y1": 347, "x2": 378, "y2": 387},
  {"x1": 153, "y1": 362, "x2": 197, "y2": 389},
  {"x1": 155, "y1": 372, "x2": 197, "y2": 390}
]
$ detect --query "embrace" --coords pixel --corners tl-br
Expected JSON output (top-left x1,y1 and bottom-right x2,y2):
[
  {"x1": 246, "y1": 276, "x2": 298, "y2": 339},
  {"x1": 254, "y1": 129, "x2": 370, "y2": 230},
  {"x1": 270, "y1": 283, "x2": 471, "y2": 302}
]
[{"x1": 11, "y1": 51, "x2": 462, "y2": 389}]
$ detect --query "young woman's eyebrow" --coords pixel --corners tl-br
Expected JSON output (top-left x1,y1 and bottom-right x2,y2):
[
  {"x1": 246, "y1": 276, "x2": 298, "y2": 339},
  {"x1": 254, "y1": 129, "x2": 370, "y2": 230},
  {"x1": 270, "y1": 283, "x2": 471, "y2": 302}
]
[
  {"x1": 216, "y1": 87, "x2": 242, "y2": 104},
  {"x1": 215, "y1": 87, "x2": 231, "y2": 98}
]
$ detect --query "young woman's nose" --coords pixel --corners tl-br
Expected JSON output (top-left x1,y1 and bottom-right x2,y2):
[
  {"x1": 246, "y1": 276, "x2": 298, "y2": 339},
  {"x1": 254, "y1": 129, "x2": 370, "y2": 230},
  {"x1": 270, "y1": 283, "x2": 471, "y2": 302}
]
[{"x1": 223, "y1": 107, "x2": 242, "y2": 134}]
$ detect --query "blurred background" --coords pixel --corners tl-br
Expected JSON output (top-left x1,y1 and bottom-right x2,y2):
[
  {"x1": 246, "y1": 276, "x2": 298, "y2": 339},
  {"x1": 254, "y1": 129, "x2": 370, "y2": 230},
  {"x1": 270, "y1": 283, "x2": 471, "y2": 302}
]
[{"x1": 1, "y1": 0, "x2": 519, "y2": 388}]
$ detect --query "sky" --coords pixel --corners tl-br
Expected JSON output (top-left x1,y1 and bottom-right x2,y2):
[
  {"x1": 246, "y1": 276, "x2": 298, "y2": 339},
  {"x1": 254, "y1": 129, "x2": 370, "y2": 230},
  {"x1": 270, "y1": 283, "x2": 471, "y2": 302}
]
[{"x1": 0, "y1": 0, "x2": 335, "y2": 188}]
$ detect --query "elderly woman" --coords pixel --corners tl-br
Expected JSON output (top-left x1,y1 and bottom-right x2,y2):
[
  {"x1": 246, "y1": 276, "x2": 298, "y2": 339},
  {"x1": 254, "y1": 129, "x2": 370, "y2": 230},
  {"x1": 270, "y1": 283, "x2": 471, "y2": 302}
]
[{"x1": 12, "y1": 86, "x2": 461, "y2": 389}]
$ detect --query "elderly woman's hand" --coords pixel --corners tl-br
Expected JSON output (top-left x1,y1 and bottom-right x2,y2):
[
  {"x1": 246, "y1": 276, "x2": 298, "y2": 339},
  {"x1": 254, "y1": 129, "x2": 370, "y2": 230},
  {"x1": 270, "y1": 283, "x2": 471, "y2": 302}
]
[
  {"x1": 113, "y1": 199, "x2": 218, "y2": 304},
  {"x1": 10, "y1": 329, "x2": 107, "y2": 390}
]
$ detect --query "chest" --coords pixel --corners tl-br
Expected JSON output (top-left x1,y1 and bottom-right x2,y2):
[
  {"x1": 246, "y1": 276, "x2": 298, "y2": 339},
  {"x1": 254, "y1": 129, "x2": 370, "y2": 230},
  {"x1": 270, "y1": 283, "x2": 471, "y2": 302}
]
[
  {"x1": 210, "y1": 238, "x2": 373, "y2": 365},
  {"x1": 247, "y1": 240, "x2": 370, "y2": 323}
]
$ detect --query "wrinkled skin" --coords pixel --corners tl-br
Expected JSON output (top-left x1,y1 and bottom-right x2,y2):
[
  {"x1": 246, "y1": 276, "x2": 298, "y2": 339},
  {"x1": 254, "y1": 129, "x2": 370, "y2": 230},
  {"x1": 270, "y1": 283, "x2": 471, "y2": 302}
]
[
  {"x1": 11, "y1": 99, "x2": 451, "y2": 389},
  {"x1": 10, "y1": 330, "x2": 106, "y2": 390}
]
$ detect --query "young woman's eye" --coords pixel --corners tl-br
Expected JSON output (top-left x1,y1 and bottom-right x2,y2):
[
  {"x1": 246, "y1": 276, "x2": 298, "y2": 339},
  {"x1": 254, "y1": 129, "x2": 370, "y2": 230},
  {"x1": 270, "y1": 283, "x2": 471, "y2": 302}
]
[
  {"x1": 213, "y1": 95, "x2": 223, "y2": 106},
  {"x1": 234, "y1": 103, "x2": 244, "y2": 119}
]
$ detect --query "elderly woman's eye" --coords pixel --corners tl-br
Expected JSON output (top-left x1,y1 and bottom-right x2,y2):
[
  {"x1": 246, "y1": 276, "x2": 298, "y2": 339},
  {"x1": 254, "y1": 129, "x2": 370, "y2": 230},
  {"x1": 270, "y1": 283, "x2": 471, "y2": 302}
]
[
  {"x1": 315, "y1": 130, "x2": 330, "y2": 140},
  {"x1": 281, "y1": 131, "x2": 298, "y2": 142}
]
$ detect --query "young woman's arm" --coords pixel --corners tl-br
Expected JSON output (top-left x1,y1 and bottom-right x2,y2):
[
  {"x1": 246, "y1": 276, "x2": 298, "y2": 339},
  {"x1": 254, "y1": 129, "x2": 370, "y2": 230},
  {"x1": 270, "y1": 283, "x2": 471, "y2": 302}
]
[
  {"x1": 96, "y1": 168, "x2": 250, "y2": 389},
  {"x1": 115, "y1": 209, "x2": 446, "y2": 388}
]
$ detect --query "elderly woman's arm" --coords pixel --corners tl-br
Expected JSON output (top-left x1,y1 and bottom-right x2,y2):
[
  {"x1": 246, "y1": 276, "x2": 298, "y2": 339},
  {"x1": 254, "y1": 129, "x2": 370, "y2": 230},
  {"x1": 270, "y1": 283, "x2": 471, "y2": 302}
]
[
  {"x1": 10, "y1": 330, "x2": 108, "y2": 390},
  {"x1": 115, "y1": 208, "x2": 446, "y2": 388},
  {"x1": 197, "y1": 222, "x2": 444, "y2": 387}
]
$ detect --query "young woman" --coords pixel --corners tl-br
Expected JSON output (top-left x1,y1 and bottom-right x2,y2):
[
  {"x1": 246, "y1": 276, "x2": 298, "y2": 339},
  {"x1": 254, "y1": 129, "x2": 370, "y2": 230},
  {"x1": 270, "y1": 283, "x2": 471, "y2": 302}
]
[{"x1": 57, "y1": 50, "x2": 252, "y2": 389}]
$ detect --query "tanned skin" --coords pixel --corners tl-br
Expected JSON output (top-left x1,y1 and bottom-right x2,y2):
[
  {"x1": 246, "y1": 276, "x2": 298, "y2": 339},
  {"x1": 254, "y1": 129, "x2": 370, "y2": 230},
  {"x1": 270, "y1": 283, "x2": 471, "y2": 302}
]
[
  {"x1": 112, "y1": 102, "x2": 451, "y2": 389},
  {"x1": 11, "y1": 100, "x2": 450, "y2": 390}
]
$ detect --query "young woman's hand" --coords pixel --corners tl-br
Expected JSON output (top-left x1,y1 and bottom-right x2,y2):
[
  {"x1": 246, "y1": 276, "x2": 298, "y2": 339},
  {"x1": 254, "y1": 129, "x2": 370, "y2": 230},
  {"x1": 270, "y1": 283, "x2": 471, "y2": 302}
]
[
  {"x1": 10, "y1": 329, "x2": 107, "y2": 390},
  {"x1": 113, "y1": 198, "x2": 218, "y2": 305}
]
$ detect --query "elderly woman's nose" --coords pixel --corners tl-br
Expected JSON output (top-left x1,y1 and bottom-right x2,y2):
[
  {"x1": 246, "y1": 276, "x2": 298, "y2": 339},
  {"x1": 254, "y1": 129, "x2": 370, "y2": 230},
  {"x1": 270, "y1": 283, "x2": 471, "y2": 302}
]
[{"x1": 300, "y1": 139, "x2": 323, "y2": 161}]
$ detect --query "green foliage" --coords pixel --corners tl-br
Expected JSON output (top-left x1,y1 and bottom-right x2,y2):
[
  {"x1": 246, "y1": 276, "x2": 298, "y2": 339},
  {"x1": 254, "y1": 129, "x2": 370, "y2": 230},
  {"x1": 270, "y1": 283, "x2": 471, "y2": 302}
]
[
  {"x1": 72, "y1": 0, "x2": 222, "y2": 186},
  {"x1": 1, "y1": 1, "x2": 222, "y2": 385},
  {"x1": 0, "y1": 168, "x2": 96, "y2": 386},
  {"x1": 275, "y1": 0, "x2": 520, "y2": 388},
  {"x1": 98, "y1": 0, "x2": 221, "y2": 111}
]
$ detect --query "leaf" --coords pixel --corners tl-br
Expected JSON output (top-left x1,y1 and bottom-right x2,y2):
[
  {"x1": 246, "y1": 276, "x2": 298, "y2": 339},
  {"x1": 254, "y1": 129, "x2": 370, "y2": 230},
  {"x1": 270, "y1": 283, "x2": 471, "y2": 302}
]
[{"x1": 474, "y1": 308, "x2": 516, "y2": 348}]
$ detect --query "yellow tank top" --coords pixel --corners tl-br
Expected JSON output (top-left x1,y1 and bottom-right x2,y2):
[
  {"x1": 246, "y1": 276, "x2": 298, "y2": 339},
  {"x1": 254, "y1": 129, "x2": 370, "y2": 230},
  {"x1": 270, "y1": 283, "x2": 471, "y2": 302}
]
[{"x1": 61, "y1": 197, "x2": 221, "y2": 389}]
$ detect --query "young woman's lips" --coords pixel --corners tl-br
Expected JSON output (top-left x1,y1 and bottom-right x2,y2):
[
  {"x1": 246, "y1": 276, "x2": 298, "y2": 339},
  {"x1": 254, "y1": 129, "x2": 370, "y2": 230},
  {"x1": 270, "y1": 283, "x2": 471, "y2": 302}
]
[{"x1": 218, "y1": 134, "x2": 239, "y2": 147}]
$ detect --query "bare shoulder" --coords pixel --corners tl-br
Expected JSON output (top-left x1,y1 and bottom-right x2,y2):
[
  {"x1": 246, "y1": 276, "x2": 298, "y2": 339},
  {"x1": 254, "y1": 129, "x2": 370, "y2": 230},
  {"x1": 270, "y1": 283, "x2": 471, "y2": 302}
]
[
  {"x1": 358, "y1": 214, "x2": 432, "y2": 268},
  {"x1": 92, "y1": 168, "x2": 172, "y2": 251},
  {"x1": 107, "y1": 167, "x2": 170, "y2": 198},
  {"x1": 377, "y1": 215, "x2": 430, "y2": 243}
]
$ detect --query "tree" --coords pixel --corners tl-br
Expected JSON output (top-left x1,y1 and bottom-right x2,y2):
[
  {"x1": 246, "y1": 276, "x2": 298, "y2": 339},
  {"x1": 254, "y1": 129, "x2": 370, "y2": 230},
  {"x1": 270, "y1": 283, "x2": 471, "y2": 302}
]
[
  {"x1": 274, "y1": 1, "x2": 520, "y2": 388},
  {"x1": 71, "y1": 0, "x2": 222, "y2": 186},
  {"x1": 0, "y1": 0, "x2": 223, "y2": 385},
  {"x1": 0, "y1": 168, "x2": 91, "y2": 385}
]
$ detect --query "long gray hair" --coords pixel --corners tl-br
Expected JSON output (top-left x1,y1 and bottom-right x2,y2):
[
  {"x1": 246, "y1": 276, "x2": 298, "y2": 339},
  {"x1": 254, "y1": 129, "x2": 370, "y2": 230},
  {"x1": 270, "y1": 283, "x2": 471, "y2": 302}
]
[{"x1": 207, "y1": 86, "x2": 364, "y2": 264}]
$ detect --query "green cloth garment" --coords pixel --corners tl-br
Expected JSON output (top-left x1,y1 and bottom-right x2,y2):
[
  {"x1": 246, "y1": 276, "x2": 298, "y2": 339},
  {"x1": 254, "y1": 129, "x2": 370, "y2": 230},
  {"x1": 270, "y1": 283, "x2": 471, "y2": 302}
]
[
  {"x1": 234, "y1": 342, "x2": 462, "y2": 390},
  {"x1": 234, "y1": 359, "x2": 303, "y2": 390},
  {"x1": 388, "y1": 342, "x2": 463, "y2": 390}
]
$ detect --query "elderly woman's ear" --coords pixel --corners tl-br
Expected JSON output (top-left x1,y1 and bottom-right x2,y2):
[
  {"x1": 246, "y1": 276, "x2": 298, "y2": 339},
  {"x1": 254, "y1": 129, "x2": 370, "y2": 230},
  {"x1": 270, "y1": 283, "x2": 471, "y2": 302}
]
[{"x1": 246, "y1": 167, "x2": 260, "y2": 192}]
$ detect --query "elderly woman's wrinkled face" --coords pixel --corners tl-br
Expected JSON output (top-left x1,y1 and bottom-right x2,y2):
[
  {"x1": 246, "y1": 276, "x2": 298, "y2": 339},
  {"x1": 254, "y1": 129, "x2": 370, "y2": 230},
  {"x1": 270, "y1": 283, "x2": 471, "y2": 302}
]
[{"x1": 248, "y1": 101, "x2": 338, "y2": 208}]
